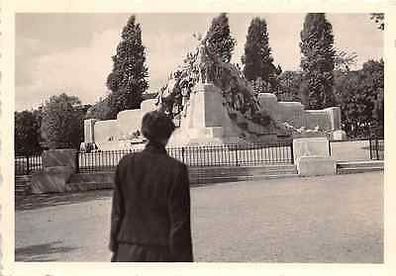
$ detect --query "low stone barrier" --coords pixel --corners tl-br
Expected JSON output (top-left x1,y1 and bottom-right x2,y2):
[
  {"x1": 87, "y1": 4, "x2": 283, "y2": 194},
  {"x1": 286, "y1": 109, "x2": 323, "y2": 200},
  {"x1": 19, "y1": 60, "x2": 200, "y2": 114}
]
[
  {"x1": 293, "y1": 137, "x2": 336, "y2": 176},
  {"x1": 31, "y1": 149, "x2": 77, "y2": 194}
]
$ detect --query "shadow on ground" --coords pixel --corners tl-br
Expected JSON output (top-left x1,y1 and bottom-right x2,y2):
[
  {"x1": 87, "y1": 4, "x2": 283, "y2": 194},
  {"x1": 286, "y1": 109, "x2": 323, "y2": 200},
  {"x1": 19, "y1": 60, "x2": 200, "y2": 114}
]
[
  {"x1": 15, "y1": 241, "x2": 77, "y2": 261},
  {"x1": 15, "y1": 190, "x2": 112, "y2": 211}
]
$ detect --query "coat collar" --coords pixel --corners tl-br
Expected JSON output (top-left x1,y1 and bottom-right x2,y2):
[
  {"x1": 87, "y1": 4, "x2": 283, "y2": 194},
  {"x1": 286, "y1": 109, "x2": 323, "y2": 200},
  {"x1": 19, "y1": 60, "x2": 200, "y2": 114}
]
[{"x1": 144, "y1": 141, "x2": 167, "y2": 155}]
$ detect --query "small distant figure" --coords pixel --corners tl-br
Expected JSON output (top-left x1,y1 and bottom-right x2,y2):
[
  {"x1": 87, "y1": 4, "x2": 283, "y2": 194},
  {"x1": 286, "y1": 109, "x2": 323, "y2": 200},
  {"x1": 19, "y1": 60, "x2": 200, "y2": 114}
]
[
  {"x1": 79, "y1": 142, "x2": 99, "y2": 153},
  {"x1": 110, "y1": 110, "x2": 193, "y2": 262}
]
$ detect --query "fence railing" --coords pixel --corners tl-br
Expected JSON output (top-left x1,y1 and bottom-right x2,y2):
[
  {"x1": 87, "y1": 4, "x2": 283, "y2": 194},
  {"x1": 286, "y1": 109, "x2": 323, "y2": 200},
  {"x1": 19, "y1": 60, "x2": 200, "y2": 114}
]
[
  {"x1": 15, "y1": 154, "x2": 43, "y2": 175},
  {"x1": 15, "y1": 137, "x2": 384, "y2": 176},
  {"x1": 77, "y1": 142, "x2": 294, "y2": 173},
  {"x1": 369, "y1": 137, "x2": 384, "y2": 160},
  {"x1": 328, "y1": 137, "x2": 384, "y2": 161}
]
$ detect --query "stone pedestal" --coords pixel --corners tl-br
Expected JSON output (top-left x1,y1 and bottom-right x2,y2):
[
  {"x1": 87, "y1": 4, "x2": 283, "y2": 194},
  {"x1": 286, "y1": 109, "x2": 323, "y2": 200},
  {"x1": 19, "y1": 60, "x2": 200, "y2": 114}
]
[
  {"x1": 42, "y1": 149, "x2": 78, "y2": 172},
  {"x1": 297, "y1": 156, "x2": 336, "y2": 176},
  {"x1": 293, "y1": 137, "x2": 336, "y2": 176},
  {"x1": 331, "y1": 130, "x2": 347, "y2": 141},
  {"x1": 172, "y1": 83, "x2": 240, "y2": 145},
  {"x1": 187, "y1": 83, "x2": 226, "y2": 129},
  {"x1": 31, "y1": 149, "x2": 78, "y2": 194},
  {"x1": 84, "y1": 119, "x2": 96, "y2": 143},
  {"x1": 325, "y1": 107, "x2": 342, "y2": 130},
  {"x1": 31, "y1": 166, "x2": 74, "y2": 194},
  {"x1": 293, "y1": 137, "x2": 330, "y2": 163}
]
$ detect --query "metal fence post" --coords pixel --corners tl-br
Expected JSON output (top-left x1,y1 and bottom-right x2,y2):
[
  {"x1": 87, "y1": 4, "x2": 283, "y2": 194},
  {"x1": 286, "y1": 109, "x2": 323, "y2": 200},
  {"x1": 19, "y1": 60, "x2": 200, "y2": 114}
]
[
  {"x1": 290, "y1": 142, "x2": 294, "y2": 164},
  {"x1": 235, "y1": 144, "x2": 239, "y2": 166},
  {"x1": 375, "y1": 137, "x2": 379, "y2": 160},
  {"x1": 26, "y1": 156, "x2": 30, "y2": 175},
  {"x1": 182, "y1": 147, "x2": 185, "y2": 164},
  {"x1": 75, "y1": 151, "x2": 80, "y2": 173},
  {"x1": 369, "y1": 138, "x2": 373, "y2": 160},
  {"x1": 328, "y1": 140, "x2": 332, "y2": 156}
]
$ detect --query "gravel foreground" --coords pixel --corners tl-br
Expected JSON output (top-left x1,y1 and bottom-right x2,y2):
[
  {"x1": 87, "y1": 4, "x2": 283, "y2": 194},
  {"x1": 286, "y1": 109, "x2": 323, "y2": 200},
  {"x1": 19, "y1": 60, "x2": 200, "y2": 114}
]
[{"x1": 15, "y1": 171, "x2": 383, "y2": 263}]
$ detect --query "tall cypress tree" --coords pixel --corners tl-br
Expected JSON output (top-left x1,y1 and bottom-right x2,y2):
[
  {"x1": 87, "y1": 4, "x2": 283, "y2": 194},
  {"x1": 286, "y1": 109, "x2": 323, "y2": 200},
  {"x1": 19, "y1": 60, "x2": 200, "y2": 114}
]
[
  {"x1": 242, "y1": 17, "x2": 279, "y2": 87},
  {"x1": 300, "y1": 13, "x2": 336, "y2": 109},
  {"x1": 106, "y1": 15, "x2": 148, "y2": 118},
  {"x1": 205, "y1": 13, "x2": 236, "y2": 63}
]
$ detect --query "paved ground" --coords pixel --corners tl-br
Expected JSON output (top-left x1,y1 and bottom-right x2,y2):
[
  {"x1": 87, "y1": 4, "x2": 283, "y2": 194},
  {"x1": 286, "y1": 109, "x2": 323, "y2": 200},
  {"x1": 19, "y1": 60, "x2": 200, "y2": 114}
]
[{"x1": 15, "y1": 171, "x2": 383, "y2": 263}]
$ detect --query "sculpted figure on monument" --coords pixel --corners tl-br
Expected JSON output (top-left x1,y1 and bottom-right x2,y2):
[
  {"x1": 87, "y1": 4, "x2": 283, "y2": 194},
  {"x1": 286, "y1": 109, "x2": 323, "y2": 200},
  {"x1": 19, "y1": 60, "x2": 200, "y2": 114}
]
[{"x1": 154, "y1": 32, "x2": 276, "y2": 134}]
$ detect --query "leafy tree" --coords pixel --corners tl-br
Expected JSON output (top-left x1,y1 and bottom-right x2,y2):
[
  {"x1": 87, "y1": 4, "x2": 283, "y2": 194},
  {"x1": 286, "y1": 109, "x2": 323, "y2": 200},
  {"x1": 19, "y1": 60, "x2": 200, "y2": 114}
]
[
  {"x1": 370, "y1": 13, "x2": 384, "y2": 31},
  {"x1": 334, "y1": 49, "x2": 358, "y2": 72},
  {"x1": 85, "y1": 96, "x2": 113, "y2": 120},
  {"x1": 106, "y1": 15, "x2": 148, "y2": 118},
  {"x1": 300, "y1": 13, "x2": 336, "y2": 109},
  {"x1": 15, "y1": 110, "x2": 42, "y2": 155},
  {"x1": 276, "y1": 71, "x2": 303, "y2": 102},
  {"x1": 40, "y1": 93, "x2": 85, "y2": 149},
  {"x1": 205, "y1": 13, "x2": 236, "y2": 63},
  {"x1": 242, "y1": 17, "x2": 281, "y2": 91},
  {"x1": 335, "y1": 60, "x2": 384, "y2": 138}
]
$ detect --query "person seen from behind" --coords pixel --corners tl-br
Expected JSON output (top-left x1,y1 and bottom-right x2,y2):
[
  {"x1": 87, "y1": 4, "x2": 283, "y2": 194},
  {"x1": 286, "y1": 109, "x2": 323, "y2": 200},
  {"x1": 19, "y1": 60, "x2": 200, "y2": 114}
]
[{"x1": 110, "y1": 110, "x2": 193, "y2": 262}]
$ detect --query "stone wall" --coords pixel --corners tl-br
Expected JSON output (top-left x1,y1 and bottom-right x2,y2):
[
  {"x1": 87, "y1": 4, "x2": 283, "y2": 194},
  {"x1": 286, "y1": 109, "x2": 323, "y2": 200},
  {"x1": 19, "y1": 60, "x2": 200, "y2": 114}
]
[
  {"x1": 116, "y1": 109, "x2": 142, "y2": 138},
  {"x1": 87, "y1": 90, "x2": 344, "y2": 149},
  {"x1": 277, "y1": 102, "x2": 305, "y2": 128},
  {"x1": 257, "y1": 93, "x2": 342, "y2": 132},
  {"x1": 304, "y1": 110, "x2": 332, "y2": 130},
  {"x1": 94, "y1": 120, "x2": 118, "y2": 147},
  {"x1": 88, "y1": 99, "x2": 158, "y2": 150}
]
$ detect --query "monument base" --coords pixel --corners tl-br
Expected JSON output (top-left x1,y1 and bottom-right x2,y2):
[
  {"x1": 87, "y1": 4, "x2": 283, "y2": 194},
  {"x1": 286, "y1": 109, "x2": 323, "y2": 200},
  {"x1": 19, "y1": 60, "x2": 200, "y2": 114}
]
[
  {"x1": 297, "y1": 156, "x2": 336, "y2": 176},
  {"x1": 31, "y1": 166, "x2": 74, "y2": 194}
]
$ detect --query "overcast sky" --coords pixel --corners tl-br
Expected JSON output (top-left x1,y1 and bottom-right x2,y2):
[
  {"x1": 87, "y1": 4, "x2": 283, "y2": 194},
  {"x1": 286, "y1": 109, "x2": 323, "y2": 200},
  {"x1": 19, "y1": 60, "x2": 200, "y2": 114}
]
[{"x1": 15, "y1": 13, "x2": 383, "y2": 111}]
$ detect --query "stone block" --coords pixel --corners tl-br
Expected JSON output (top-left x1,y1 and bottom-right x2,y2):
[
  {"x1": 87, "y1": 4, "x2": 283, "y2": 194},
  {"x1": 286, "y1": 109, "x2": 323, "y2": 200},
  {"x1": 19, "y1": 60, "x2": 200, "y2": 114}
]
[
  {"x1": 330, "y1": 130, "x2": 347, "y2": 141},
  {"x1": 257, "y1": 93, "x2": 279, "y2": 119},
  {"x1": 293, "y1": 137, "x2": 330, "y2": 164},
  {"x1": 31, "y1": 166, "x2": 74, "y2": 194},
  {"x1": 324, "y1": 107, "x2": 342, "y2": 130},
  {"x1": 303, "y1": 110, "x2": 331, "y2": 130},
  {"x1": 42, "y1": 149, "x2": 77, "y2": 172},
  {"x1": 117, "y1": 109, "x2": 142, "y2": 137},
  {"x1": 94, "y1": 119, "x2": 118, "y2": 145},
  {"x1": 297, "y1": 156, "x2": 336, "y2": 176},
  {"x1": 277, "y1": 102, "x2": 305, "y2": 127},
  {"x1": 84, "y1": 119, "x2": 96, "y2": 143}
]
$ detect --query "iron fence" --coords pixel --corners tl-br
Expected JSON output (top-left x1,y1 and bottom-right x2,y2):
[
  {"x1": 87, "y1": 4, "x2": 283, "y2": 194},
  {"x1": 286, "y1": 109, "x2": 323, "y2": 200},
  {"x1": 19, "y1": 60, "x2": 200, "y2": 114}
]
[
  {"x1": 77, "y1": 142, "x2": 294, "y2": 173},
  {"x1": 15, "y1": 154, "x2": 43, "y2": 175},
  {"x1": 328, "y1": 137, "x2": 384, "y2": 161},
  {"x1": 369, "y1": 137, "x2": 384, "y2": 160}
]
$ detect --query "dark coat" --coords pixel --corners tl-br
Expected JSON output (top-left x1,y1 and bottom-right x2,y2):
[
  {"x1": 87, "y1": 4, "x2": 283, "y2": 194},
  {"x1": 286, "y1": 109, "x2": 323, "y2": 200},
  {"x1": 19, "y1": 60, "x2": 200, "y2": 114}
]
[{"x1": 109, "y1": 142, "x2": 193, "y2": 262}]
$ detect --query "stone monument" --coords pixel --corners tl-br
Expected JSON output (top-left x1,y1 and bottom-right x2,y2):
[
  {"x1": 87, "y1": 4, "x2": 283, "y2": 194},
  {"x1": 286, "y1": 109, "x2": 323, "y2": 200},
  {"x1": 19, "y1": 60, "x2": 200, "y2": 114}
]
[{"x1": 84, "y1": 37, "x2": 346, "y2": 149}]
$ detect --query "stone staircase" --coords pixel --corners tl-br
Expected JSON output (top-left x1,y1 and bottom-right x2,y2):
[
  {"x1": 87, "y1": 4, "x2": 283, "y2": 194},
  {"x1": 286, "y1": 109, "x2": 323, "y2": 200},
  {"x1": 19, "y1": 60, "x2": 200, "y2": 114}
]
[
  {"x1": 336, "y1": 160, "x2": 384, "y2": 174},
  {"x1": 15, "y1": 175, "x2": 32, "y2": 196},
  {"x1": 189, "y1": 165, "x2": 298, "y2": 185},
  {"x1": 16, "y1": 161, "x2": 384, "y2": 194},
  {"x1": 66, "y1": 172, "x2": 114, "y2": 192},
  {"x1": 63, "y1": 164, "x2": 298, "y2": 192}
]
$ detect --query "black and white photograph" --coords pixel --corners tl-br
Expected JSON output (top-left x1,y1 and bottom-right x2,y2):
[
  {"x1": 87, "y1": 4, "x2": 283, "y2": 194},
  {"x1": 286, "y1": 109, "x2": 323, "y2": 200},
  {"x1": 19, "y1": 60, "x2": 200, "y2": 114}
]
[{"x1": 2, "y1": 2, "x2": 392, "y2": 273}]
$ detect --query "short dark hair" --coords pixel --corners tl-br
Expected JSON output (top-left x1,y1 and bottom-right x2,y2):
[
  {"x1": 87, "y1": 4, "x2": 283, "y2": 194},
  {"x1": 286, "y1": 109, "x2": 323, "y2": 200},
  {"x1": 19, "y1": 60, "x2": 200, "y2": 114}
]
[{"x1": 141, "y1": 111, "x2": 176, "y2": 142}]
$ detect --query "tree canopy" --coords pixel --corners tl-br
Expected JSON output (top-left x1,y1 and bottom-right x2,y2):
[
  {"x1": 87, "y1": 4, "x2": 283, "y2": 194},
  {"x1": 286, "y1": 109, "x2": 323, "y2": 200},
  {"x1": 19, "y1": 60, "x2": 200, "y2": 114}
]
[
  {"x1": 106, "y1": 15, "x2": 148, "y2": 118},
  {"x1": 205, "y1": 13, "x2": 236, "y2": 63},
  {"x1": 15, "y1": 110, "x2": 42, "y2": 155},
  {"x1": 335, "y1": 60, "x2": 384, "y2": 138},
  {"x1": 370, "y1": 13, "x2": 384, "y2": 31},
  {"x1": 300, "y1": 13, "x2": 336, "y2": 109},
  {"x1": 242, "y1": 17, "x2": 281, "y2": 90},
  {"x1": 40, "y1": 93, "x2": 85, "y2": 149}
]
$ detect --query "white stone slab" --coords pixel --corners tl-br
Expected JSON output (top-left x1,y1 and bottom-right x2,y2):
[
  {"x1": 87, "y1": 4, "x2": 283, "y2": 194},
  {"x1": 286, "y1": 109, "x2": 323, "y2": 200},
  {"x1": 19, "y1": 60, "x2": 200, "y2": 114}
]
[
  {"x1": 293, "y1": 137, "x2": 330, "y2": 164},
  {"x1": 297, "y1": 156, "x2": 336, "y2": 176},
  {"x1": 331, "y1": 130, "x2": 347, "y2": 141}
]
